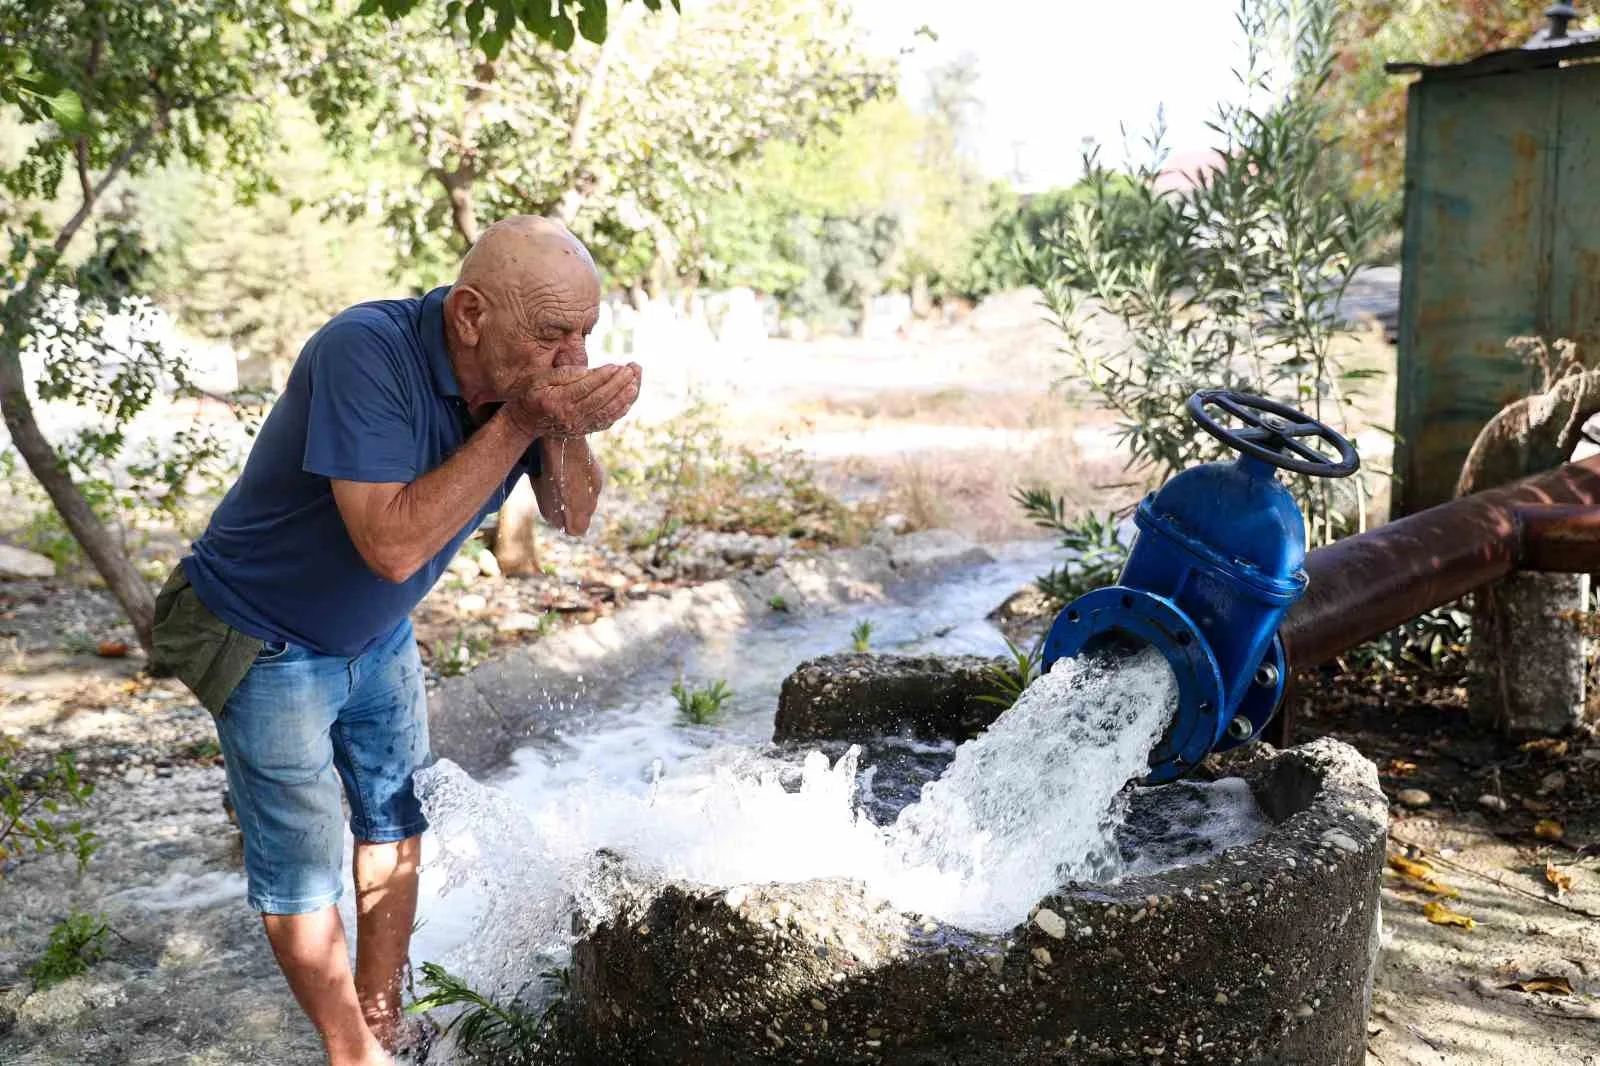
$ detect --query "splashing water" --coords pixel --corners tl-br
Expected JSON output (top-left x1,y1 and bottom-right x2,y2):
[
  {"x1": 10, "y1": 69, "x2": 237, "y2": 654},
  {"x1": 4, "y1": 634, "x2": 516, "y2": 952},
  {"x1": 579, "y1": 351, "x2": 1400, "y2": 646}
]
[
  {"x1": 411, "y1": 645, "x2": 1261, "y2": 1004},
  {"x1": 884, "y1": 646, "x2": 1179, "y2": 922}
]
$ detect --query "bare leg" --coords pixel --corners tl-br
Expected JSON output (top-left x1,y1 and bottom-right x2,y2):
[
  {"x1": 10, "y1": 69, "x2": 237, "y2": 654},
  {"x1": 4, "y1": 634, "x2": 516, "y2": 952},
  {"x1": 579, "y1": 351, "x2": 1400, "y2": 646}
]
[
  {"x1": 353, "y1": 835, "x2": 423, "y2": 1051},
  {"x1": 262, "y1": 908, "x2": 393, "y2": 1066}
]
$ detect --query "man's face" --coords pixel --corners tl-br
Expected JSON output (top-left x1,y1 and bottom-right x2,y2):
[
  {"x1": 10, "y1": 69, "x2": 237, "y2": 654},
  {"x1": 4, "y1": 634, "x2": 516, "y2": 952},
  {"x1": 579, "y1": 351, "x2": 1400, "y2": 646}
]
[{"x1": 482, "y1": 275, "x2": 601, "y2": 395}]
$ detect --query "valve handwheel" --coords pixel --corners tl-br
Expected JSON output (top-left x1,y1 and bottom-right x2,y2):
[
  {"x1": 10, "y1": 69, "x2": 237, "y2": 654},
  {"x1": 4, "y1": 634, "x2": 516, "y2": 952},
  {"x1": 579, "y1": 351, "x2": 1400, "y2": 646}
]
[{"x1": 1186, "y1": 389, "x2": 1360, "y2": 478}]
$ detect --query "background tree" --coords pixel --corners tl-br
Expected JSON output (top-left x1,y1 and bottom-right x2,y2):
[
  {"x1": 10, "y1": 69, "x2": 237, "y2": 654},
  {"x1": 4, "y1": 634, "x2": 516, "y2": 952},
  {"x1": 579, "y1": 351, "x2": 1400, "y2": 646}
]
[
  {"x1": 327, "y1": 0, "x2": 892, "y2": 572},
  {"x1": 1325, "y1": 0, "x2": 1547, "y2": 209},
  {"x1": 333, "y1": 0, "x2": 892, "y2": 289},
  {"x1": 359, "y1": 0, "x2": 676, "y2": 58},
  {"x1": 138, "y1": 108, "x2": 402, "y2": 390},
  {"x1": 0, "y1": 0, "x2": 356, "y2": 652}
]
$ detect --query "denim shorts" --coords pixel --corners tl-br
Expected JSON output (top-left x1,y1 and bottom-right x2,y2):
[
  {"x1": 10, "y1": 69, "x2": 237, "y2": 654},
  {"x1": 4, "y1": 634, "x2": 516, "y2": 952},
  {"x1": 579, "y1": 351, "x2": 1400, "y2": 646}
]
[{"x1": 214, "y1": 619, "x2": 431, "y2": 915}]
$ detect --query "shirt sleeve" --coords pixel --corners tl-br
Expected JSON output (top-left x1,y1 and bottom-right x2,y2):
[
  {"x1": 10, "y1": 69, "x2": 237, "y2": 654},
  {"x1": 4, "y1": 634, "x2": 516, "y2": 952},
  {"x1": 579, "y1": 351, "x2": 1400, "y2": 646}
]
[{"x1": 302, "y1": 317, "x2": 419, "y2": 484}]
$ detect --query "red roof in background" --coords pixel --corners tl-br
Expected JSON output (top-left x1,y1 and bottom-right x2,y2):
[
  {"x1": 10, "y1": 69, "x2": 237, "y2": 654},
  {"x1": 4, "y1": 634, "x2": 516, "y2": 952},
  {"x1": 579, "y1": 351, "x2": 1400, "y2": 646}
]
[{"x1": 1153, "y1": 148, "x2": 1225, "y2": 193}]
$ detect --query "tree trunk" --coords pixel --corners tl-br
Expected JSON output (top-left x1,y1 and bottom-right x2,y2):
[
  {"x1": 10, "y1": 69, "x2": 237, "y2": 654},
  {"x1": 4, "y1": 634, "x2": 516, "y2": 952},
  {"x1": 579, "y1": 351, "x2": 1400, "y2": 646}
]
[
  {"x1": 1456, "y1": 367, "x2": 1600, "y2": 735},
  {"x1": 0, "y1": 124, "x2": 162, "y2": 654},
  {"x1": 551, "y1": 20, "x2": 620, "y2": 228},
  {"x1": 492, "y1": 476, "x2": 543, "y2": 577},
  {"x1": 424, "y1": 60, "x2": 544, "y2": 572},
  {"x1": 0, "y1": 342, "x2": 156, "y2": 652}
]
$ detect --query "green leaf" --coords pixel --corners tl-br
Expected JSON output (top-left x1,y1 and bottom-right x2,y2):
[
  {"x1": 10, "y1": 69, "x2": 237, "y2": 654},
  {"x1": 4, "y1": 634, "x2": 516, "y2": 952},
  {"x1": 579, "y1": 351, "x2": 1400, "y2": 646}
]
[
  {"x1": 576, "y1": 0, "x2": 607, "y2": 44},
  {"x1": 45, "y1": 90, "x2": 87, "y2": 134},
  {"x1": 480, "y1": 26, "x2": 509, "y2": 59},
  {"x1": 548, "y1": 2, "x2": 577, "y2": 49}
]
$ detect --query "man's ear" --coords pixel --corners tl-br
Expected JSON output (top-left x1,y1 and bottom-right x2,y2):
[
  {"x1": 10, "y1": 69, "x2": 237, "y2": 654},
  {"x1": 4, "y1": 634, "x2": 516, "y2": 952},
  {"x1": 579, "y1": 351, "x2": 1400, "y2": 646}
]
[{"x1": 446, "y1": 286, "x2": 487, "y2": 346}]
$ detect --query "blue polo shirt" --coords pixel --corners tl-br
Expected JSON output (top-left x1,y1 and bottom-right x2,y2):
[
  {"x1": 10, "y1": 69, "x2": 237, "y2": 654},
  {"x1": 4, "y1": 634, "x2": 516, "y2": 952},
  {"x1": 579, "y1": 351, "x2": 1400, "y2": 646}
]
[{"x1": 183, "y1": 286, "x2": 539, "y2": 657}]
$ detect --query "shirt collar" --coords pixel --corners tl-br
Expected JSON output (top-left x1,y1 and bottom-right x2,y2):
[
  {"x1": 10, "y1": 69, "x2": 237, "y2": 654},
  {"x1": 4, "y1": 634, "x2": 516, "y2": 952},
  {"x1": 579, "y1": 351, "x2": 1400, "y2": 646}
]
[{"x1": 420, "y1": 285, "x2": 460, "y2": 398}]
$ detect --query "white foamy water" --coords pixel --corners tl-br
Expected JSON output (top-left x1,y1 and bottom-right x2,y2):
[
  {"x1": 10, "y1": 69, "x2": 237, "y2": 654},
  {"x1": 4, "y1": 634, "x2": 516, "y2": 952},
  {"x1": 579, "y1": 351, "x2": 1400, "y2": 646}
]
[{"x1": 409, "y1": 647, "x2": 1234, "y2": 1003}]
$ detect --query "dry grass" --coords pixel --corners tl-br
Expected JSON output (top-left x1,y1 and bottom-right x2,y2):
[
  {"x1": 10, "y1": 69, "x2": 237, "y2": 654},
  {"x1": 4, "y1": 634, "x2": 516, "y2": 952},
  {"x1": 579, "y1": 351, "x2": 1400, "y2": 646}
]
[
  {"x1": 789, "y1": 387, "x2": 1074, "y2": 431},
  {"x1": 822, "y1": 430, "x2": 1147, "y2": 543}
]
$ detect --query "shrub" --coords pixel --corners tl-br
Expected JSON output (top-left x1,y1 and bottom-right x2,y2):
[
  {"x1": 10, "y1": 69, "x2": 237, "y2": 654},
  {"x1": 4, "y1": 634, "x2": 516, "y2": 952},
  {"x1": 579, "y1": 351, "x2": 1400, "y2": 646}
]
[
  {"x1": 1018, "y1": 0, "x2": 1387, "y2": 581},
  {"x1": 409, "y1": 961, "x2": 567, "y2": 1065},
  {"x1": 978, "y1": 636, "x2": 1044, "y2": 712}
]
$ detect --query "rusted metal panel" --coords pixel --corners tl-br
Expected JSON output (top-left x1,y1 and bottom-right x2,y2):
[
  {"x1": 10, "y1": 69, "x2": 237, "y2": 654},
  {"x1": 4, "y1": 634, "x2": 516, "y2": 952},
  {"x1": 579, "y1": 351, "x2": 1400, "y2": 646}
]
[
  {"x1": 1548, "y1": 65, "x2": 1600, "y2": 357},
  {"x1": 1394, "y1": 71, "x2": 1553, "y2": 516},
  {"x1": 1395, "y1": 61, "x2": 1600, "y2": 517}
]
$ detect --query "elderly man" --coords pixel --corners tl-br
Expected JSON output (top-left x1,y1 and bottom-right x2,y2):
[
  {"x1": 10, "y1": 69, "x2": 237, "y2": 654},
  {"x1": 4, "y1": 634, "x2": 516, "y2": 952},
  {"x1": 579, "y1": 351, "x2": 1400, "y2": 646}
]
[{"x1": 152, "y1": 216, "x2": 640, "y2": 1066}]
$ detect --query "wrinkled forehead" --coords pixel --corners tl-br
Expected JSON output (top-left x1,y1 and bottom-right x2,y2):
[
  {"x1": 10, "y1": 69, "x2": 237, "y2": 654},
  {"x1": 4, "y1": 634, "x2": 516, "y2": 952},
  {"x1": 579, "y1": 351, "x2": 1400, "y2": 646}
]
[{"x1": 509, "y1": 267, "x2": 601, "y2": 334}]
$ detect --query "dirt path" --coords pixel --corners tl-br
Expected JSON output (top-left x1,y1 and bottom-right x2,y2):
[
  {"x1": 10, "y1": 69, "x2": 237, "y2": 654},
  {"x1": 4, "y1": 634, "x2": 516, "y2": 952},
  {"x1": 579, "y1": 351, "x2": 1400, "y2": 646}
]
[{"x1": 1295, "y1": 682, "x2": 1600, "y2": 1066}]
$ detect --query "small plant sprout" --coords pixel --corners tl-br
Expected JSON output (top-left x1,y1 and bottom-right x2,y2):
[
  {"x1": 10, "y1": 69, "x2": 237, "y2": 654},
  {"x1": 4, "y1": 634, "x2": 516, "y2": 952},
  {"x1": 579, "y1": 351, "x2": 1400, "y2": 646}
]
[
  {"x1": 979, "y1": 636, "x2": 1045, "y2": 711},
  {"x1": 768, "y1": 595, "x2": 789, "y2": 612},
  {"x1": 672, "y1": 679, "x2": 733, "y2": 725},
  {"x1": 851, "y1": 619, "x2": 874, "y2": 653}
]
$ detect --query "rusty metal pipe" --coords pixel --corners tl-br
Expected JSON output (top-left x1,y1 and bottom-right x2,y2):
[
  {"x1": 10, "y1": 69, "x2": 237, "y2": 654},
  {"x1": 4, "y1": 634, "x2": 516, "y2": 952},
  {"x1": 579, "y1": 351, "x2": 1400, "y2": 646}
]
[{"x1": 1279, "y1": 453, "x2": 1600, "y2": 673}]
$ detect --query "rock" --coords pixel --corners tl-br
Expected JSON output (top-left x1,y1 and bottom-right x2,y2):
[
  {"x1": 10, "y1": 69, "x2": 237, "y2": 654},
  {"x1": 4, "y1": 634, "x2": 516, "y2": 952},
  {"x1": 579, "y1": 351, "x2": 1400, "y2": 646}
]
[
  {"x1": 1537, "y1": 771, "x2": 1567, "y2": 795},
  {"x1": 0, "y1": 544, "x2": 55, "y2": 580},
  {"x1": 496, "y1": 611, "x2": 545, "y2": 634},
  {"x1": 447, "y1": 554, "x2": 480, "y2": 581},
  {"x1": 549, "y1": 739, "x2": 1388, "y2": 1066},
  {"x1": 1478, "y1": 793, "x2": 1509, "y2": 812},
  {"x1": 477, "y1": 551, "x2": 502, "y2": 579},
  {"x1": 457, "y1": 593, "x2": 488, "y2": 613},
  {"x1": 1396, "y1": 788, "x2": 1431, "y2": 809},
  {"x1": 885, "y1": 529, "x2": 995, "y2": 574},
  {"x1": 1032, "y1": 908, "x2": 1067, "y2": 940},
  {"x1": 124, "y1": 767, "x2": 147, "y2": 785},
  {"x1": 988, "y1": 586, "x2": 1054, "y2": 626},
  {"x1": 774, "y1": 653, "x2": 1006, "y2": 743}
]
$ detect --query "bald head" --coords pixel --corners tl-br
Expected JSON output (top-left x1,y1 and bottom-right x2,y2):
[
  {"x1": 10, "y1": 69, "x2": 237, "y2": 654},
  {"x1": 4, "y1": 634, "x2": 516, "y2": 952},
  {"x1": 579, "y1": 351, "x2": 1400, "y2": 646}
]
[
  {"x1": 459, "y1": 216, "x2": 596, "y2": 290},
  {"x1": 444, "y1": 215, "x2": 602, "y2": 406}
]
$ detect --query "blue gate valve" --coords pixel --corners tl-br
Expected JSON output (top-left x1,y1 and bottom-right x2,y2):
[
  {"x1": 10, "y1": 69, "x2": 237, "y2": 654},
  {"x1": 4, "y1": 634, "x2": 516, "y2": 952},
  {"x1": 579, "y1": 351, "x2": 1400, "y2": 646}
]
[{"x1": 1041, "y1": 390, "x2": 1360, "y2": 784}]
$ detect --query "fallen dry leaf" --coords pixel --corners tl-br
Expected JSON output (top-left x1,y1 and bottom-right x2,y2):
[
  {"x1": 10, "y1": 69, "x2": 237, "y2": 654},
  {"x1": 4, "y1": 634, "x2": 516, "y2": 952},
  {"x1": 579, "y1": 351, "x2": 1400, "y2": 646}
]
[
  {"x1": 1386, "y1": 855, "x2": 1461, "y2": 897},
  {"x1": 1522, "y1": 797, "x2": 1555, "y2": 813},
  {"x1": 1545, "y1": 863, "x2": 1575, "y2": 896},
  {"x1": 1402, "y1": 874, "x2": 1460, "y2": 898},
  {"x1": 1385, "y1": 759, "x2": 1419, "y2": 775},
  {"x1": 1534, "y1": 819, "x2": 1565, "y2": 841},
  {"x1": 1519, "y1": 738, "x2": 1570, "y2": 757},
  {"x1": 96, "y1": 640, "x2": 128, "y2": 658},
  {"x1": 1502, "y1": 975, "x2": 1573, "y2": 996},
  {"x1": 1423, "y1": 901, "x2": 1476, "y2": 930},
  {"x1": 1388, "y1": 855, "x2": 1434, "y2": 880}
]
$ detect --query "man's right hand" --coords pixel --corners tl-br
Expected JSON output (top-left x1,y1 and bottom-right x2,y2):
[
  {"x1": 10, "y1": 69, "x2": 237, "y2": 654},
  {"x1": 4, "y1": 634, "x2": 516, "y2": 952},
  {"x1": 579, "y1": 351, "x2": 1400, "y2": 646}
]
[{"x1": 505, "y1": 363, "x2": 641, "y2": 439}]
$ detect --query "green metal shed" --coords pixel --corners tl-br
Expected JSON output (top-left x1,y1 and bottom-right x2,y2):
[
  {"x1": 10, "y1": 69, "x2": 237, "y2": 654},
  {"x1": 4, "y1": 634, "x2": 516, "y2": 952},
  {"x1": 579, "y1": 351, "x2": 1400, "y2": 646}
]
[{"x1": 1391, "y1": 18, "x2": 1600, "y2": 515}]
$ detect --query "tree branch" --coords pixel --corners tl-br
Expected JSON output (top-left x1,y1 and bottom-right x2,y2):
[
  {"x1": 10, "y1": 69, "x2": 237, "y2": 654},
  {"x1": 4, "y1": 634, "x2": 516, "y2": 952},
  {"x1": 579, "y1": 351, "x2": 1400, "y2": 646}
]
[
  {"x1": 552, "y1": 21, "x2": 622, "y2": 226},
  {"x1": 51, "y1": 124, "x2": 157, "y2": 257}
]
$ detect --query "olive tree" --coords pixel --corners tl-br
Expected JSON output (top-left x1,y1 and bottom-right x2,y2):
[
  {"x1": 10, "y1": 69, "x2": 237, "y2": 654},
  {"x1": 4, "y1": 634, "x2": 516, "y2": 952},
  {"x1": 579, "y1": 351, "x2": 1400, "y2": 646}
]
[
  {"x1": 0, "y1": 1, "x2": 360, "y2": 652},
  {"x1": 1019, "y1": 0, "x2": 1386, "y2": 603}
]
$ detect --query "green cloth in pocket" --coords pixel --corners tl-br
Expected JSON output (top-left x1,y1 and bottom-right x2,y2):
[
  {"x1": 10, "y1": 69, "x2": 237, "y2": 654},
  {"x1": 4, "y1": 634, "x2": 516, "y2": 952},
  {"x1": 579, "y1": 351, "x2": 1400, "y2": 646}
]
[{"x1": 151, "y1": 566, "x2": 264, "y2": 716}]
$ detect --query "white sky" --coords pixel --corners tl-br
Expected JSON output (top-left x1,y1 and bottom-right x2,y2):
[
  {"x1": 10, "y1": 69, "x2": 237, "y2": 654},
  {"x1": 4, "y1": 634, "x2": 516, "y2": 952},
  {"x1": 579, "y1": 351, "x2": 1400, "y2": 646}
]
[{"x1": 860, "y1": 0, "x2": 1248, "y2": 190}]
